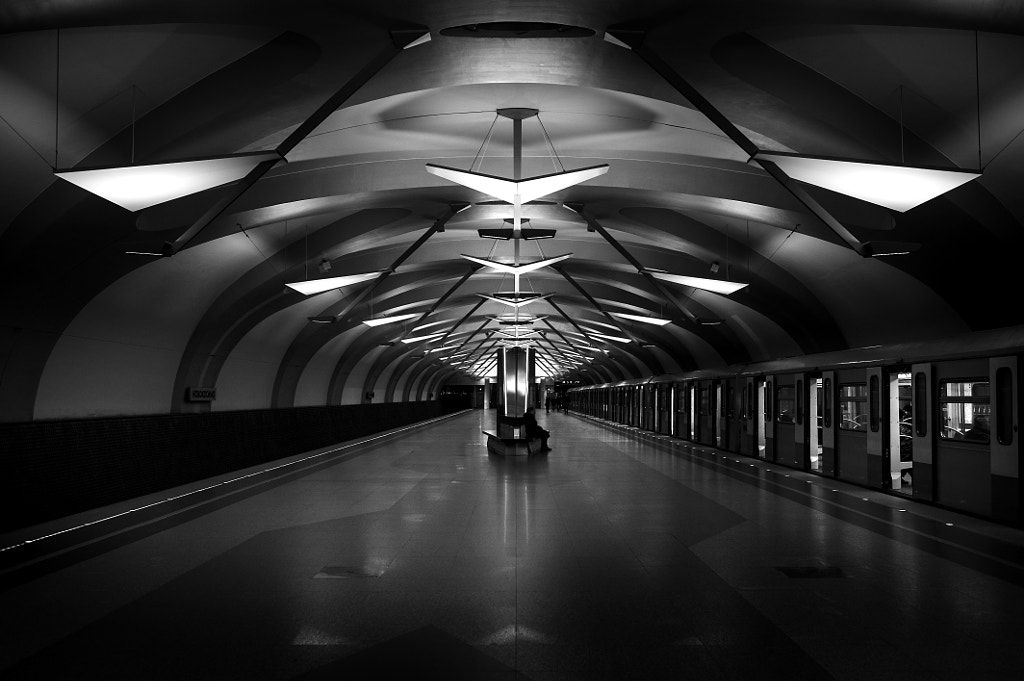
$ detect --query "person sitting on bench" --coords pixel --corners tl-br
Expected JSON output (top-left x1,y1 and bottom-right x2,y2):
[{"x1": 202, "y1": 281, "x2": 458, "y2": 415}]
[{"x1": 523, "y1": 407, "x2": 551, "y2": 451}]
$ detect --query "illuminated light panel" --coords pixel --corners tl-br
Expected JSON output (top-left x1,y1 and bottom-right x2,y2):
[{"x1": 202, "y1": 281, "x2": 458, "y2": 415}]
[
  {"x1": 755, "y1": 152, "x2": 980, "y2": 213},
  {"x1": 583, "y1": 329, "x2": 631, "y2": 343},
  {"x1": 425, "y1": 164, "x2": 608, "y2": 204},
  {"x1": 648, "y1": 271, "x2": 748, "y2": 295},
  {"x1": 462, "y1": 254, "x2": 572, "y2": 275},
  {"x1": 612, "y1": 312, "x2": 672, "y2": 326},
  {"x1": 286, "y1": 271, "x2": 381, "y2": 296},
  {"x1": 362, "y1": 313, "x2": 420, "y2": 327},
  {"x1": 55, "y1": 152, "x2": 281, "y2": 212},
  {"x1": 478, "y1": 293, "x2": 551, "y2": 308},
  {"x1": 401, "y1": 332, "x2": 447, "y2": 344}
]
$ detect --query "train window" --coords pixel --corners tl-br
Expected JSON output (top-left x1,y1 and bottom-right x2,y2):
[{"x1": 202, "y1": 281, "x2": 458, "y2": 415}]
[
  {"x1": 869, "y1": 375, "x2": 880, "y2": 432},
  {"x1": 823, "y1": 378, "x2": 832, "y2": 428},
  {"x1": 939, "y1": 380, "x2": 990, "y2": 443},
  {"x1": 997, "y1": 368, "x2": 1013, "y2": 446},
  {"x1": 765, "y1": 381, "x2": 772, "y2": 420},
  {"x1": 796, "y1": 380, "x2": 803, "y2": 424},
  {"x1": 838, "y1": 383, "x2": 868, "y2": 431},
  {"x1": 776, "y1": 384, "x2": 795, "y2": 423}
]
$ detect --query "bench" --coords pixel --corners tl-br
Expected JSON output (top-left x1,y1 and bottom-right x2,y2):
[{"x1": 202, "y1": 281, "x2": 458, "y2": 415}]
[{"x1": 482, "y1": 429, "x2": 543, "y2": 456}]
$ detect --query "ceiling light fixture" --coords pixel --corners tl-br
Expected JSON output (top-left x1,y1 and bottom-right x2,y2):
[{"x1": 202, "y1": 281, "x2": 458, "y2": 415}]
[
  {"x1": 55, "y1": 152, "x2": 283, "y2": 212},
  {"x1": 286, "y1": 271, "x2": 381, "y2": 296},
  {"x1": 401, "y1": 332, "x2": 447, "y2": 344},
  {"x1": 361, "y1": 313, "x2": 420, "y2": 327},
  {"x1": 647, "y1": 270, "x2": 748, "y2": 295},
  {"x1": 611, "y1": 312, "x2": 672, "y2": 326},
  {"x1": 425, "y1": 164, "x2": 608, "y2": 207},
  {"x1": 754, "y1": 152, "x2": 980, "y2": 213},
  {"x1": 582, "y1": 329, "x2": 632, "y2": 343},
  {"x1": 478, "y1": 293, "x2": 552, "y2": 308}
]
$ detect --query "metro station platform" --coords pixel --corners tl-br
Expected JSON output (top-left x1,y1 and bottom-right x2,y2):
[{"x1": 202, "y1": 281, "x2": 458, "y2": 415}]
[{"x1": 2, "y1": 409, "x2": 1024, "y2": 680}]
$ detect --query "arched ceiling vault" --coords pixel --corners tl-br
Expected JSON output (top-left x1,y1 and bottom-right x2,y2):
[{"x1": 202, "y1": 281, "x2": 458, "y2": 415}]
[{"x1": 2, "y1": 1, "x2": 1024, "y2": 419}]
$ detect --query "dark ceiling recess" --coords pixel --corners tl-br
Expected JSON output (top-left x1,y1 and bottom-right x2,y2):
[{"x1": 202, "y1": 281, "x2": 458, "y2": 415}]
[{"x1": 440, "y1": 22, "x2": 595, "y2": 38}]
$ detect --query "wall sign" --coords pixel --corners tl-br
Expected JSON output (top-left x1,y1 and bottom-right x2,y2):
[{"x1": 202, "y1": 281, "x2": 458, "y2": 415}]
[{"x1": 187, "y1": 387, "x2": 217, "y2": 402}]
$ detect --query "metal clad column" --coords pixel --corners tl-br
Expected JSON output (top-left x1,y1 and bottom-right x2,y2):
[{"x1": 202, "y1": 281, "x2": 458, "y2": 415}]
[{"x1": 499, "y1": 347, "x2": 534, "y2": 417}]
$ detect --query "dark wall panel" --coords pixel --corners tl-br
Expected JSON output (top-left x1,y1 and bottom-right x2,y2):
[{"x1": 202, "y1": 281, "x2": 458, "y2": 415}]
[{"x1": 2, "y1": 402, "x2": 455, "y2": 533}]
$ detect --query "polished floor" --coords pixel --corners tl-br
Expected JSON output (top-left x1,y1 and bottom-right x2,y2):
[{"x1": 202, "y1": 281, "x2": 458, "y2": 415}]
[{"x1": 2, "y1": 409, "x2": 1024, "y2": 680}]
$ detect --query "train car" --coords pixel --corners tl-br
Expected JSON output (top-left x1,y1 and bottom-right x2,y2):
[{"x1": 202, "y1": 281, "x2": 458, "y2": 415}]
[{"x1": 569, "y1": 328, "x2": 1024, "y2": 526}]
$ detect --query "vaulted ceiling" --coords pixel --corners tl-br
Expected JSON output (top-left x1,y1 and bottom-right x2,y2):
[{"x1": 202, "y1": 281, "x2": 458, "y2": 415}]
[{"x1": 2, "y1": 1, "x2": 1024, "y2": 420}]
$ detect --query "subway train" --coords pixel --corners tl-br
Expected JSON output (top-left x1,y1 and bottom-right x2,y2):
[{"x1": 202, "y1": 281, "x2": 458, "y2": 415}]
[{"x1": 569, "y1": 326, "x2": 1023, "y2": 526}]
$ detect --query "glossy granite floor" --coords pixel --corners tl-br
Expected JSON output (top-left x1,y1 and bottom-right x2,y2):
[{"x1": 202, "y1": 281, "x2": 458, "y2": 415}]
[{"x1": 3, "y1": 409, "x2": 1024, "y2": 680}]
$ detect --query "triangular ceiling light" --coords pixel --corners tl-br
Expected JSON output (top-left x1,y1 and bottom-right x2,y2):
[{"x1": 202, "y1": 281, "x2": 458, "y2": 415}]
[
  {"x1": 648, "y1": 270, "x2": 748, "y2": 295},
  {"x1": 462, "y1": 254, "x2": 572, "y2": 276},
  {"x1": 611, "y1": 312, "x2": 672, "y2": 326},
  {"x1": 286, "y1": 271, "x2": 381, "y2": 296},
  {"x1": 425, "y1": 164, "x2": 608, "y2": 205},
  {"x1": 754, "y1": 152, "x2": 980, "y2": 213},
  {"x1": 362, "y1": 313, "x2": 420, "y2": 327},
  {"x1": 478, "y1": 293, "x2": 551, "y2": 308},
  {"x1": 55, "y1": 151, "x2": 282, "y2": 212}
]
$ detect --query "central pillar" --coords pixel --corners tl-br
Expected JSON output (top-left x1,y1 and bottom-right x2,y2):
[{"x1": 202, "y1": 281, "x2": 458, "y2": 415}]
[{"x1": 496, "y1": 347, "x2": 536, "y2": 419}]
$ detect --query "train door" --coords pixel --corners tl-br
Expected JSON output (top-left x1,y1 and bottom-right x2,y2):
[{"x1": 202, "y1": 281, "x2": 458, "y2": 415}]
[
  {"x1": 756, "y1": 377, "x2": 767, "y2": 458},
  {"x1": 721, "y1": 379, "x2": 738, "y2": 451},
  {"x1": 809, "y1": 377, "x2": 822, "y2": 472},
  {"x1": 692, "y1": 378, "x2": 700, "y2": 438},
  {"x1": 820, "y1": 371, "x2": 837, "y2": 476},
  {"x1": 739, "y1": 377, "x2": 756, "y2": 456},
  {"x1": 911, "y1": 363, "x2": 936, "y2": 501},
  {"x1": 794, "y1": 374, "x2": 811, "y2": 470},
  {"x1": 835, "y1": 368, "x2": 869, "y2": 485},
  {"x1": 889, "y1": 370, "x2": 913, "y2": 494},
  {"x1": 763, "y1": 375, "x2": 776, "y2": 460},
  {"x1": 866, "y1": 367, "x2": 888, "y2": 488},
  {"x1": 673, "y1": 383, "x2": 686, "y2": 438},
  {"x1": 933, "y1": 359, "x2": 992, "y2": 516},
  {"x1": 659, "y1": 384, "x2": 672, "y2": 434},
  {"x1": 991, "y1": 357, "x2": 1020, "y2": 524}
]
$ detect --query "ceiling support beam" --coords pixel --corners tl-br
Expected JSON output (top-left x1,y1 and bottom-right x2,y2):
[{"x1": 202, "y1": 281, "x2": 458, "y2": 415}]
[
  {"x1": 551, "y1": 264, "x2": 638, "y2": 342},
  {"x1": 397, "y1": 264, "x2": 482, "y2": 342},
  {"x1": 326, "y1": 202, "x2": 468, "y2": 324},
  {"x1": 436, "y1": 299, "x2": 485, "y2": 346},
  {"x1": 545, "y1": 298, "x2": 602, "y2": 348},
  {"x1": 564, "y1": 203, "x2": 722, "y2": 325},
  {"x1": 605, "y1": 29, "x2": 871, "y2": 257},
  {"x1": 163, "y1": 26, "x2": 429, "y2": 255}
]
